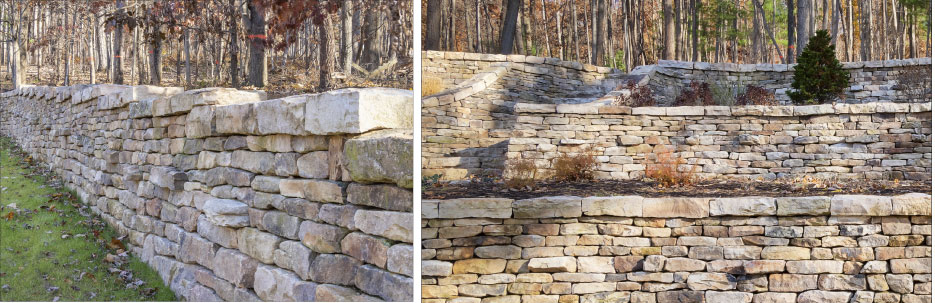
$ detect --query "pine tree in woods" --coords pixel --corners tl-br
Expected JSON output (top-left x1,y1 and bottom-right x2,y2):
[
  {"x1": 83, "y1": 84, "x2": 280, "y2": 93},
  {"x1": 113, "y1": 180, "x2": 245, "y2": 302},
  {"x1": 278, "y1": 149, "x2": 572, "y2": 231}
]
[{"x1": 787, "y1": 29, "x2": 848, "y2": 104}]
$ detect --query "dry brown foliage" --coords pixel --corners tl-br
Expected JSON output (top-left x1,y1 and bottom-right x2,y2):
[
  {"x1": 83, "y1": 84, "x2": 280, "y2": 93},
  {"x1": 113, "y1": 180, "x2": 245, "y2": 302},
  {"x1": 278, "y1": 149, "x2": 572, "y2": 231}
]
[
  {"x1": 735, "y1": 85, "x2": 778, "y2": 105},
  {"x1": 504, "y1": 159, "x2": 538, "y2": 189},
  {"x1": 645, "y1": 150, "x2": 697, "y2": 187},
  {"x1": 613, "y1": 80, "x2": 655, "y2": 107},
  {"x1": 674, "y1": 81, "x2": 714, "y2": 106},
  {"x1": 553, "y1": 146, "x2": 598, "y2": 182}
]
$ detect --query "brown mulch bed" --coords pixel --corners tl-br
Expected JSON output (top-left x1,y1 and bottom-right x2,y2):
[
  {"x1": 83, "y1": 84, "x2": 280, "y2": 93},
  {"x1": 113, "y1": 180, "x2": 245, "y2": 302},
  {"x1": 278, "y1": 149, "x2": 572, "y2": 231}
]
[{"x1": 422, "y1": 179, "x2": 932, "y2": 200}]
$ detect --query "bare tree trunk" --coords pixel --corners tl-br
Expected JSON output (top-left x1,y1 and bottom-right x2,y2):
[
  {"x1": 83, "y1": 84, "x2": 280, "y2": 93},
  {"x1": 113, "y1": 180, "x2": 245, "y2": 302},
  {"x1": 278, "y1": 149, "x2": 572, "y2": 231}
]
[
  {"x1": 319, "y1": 11, "x2": 334, "y2": 90},
  {"x1": 540, "y1": 0, "x2": 551, "y2": 57},
  {"x1": 787, "y1": 0, "x2": 795, "y2": 62},
  {"x1": 557, "y1": 9, "x2": 563, "y2": 60},
  {"x1": 229, "y1": 0, "x2": 240, "y2": 88},
  {"x1": 572, "y1": 2, "x2": 580, "y2": 60},
  {"x1": 343, "y1": 0, "x2": 353, "y2": 73},
  {"x1": 113, "y1": 0, "x2": 125, "y2": 84},
  {"x1": 247, "y1": 1, "x2": 267, "y2": 87},
  {"x1": 662, "y1": 0, "x2": 674, "y2": 60},
  {"x1": 184, "y1": 29, "x2": 191, "y2": 87},
  {"x1": 692, "y1": 0, "x2": 698, "y2": 61},
  {"x1": 797, "y1": 0, "x2": 810, "y2": 57},
  {"x1": 149, "y1": 24, "x2": 163, "y2": 85},
  {"x1": 500, "y1": 0, "x2": 521, "y2": 54}
]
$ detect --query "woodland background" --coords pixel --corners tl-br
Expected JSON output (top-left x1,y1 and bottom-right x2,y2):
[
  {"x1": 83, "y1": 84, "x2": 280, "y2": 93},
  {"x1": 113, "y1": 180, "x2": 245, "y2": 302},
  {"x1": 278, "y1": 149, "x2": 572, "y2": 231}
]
[
  {"x1": 0, "y1": 0, "x2": 413, "y2": 97},
  {"x1": 422, "y1": 0, "x2": 932, "y2": 71}
]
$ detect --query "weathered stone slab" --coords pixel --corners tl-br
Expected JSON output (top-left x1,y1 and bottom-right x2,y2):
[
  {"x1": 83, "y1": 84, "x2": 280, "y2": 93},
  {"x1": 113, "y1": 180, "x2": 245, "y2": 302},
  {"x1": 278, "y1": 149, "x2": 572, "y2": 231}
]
[
  {"x1": 438, "y1": 198, "x2": 513, "y2": 218},
  {"x1": 581, "y1": 196, "x2": 642, "y2": 217},
  {"x1": 830, "y1": 195, "x2": 892, "y2": 216},
  {"x1": 255, "y1": 95, "x2": 308, "y2": 135},
  {"x1": 776, "y1": 196, "x2": 831, "y2": 216},
  {"x1": 642, "y1": 198, "x2": 709, "y2": 218},
  {"x1": 304, "y1": 88, "x2": 412, "y2": 135},
  {"x1": 343, "y1": 129, "x2": 414, "y2": 188},
  {"x1": 709, "y1": 197, "x2": 776, "y2": 216},
  {"x1": 513, "y1": 196, "x2": 582, "y2": 218},
  {"x1": 891, "y1": 193, "x2": 932, "y2": 215},
  {"x1": 354, "y1": 210, "x2": 413, "y2": 243}
]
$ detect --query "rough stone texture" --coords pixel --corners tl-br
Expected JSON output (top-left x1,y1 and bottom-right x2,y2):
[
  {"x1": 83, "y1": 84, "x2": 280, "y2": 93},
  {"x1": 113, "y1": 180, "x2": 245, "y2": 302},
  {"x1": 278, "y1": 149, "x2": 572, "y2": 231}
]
[
  {"x1": 423, "y1": 193, "x2": 932, "y2": 302},
  {"x1": 0, "y1": 85, "x2": 412, "y2": 301},
  {"x1": 423, "y1": 52, "x2": 932, "y2": 182}
]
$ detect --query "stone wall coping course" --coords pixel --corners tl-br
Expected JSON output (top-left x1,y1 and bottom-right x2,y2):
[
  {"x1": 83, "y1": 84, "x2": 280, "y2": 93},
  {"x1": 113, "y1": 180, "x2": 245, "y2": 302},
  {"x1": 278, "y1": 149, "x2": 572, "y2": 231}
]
[
  {"x1": 655, "y1": 57, "x2": 931, "y2": 72},
  {"x1": 422, "y1": 193, "x2": 931, "y2": 219},
  {"x1": 7, "y1": 85, "x2": 413, "y2": 136},
  {"x1": 513, "y1": 101, "x2": 933, "y2": 116}
]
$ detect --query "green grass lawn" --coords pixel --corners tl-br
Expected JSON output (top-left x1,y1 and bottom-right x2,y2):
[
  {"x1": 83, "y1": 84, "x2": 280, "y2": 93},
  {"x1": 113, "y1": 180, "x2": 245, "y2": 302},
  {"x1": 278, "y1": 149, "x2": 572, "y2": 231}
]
[{"x1": 0, "y1": 136, "x2": 175, "y2": 301}]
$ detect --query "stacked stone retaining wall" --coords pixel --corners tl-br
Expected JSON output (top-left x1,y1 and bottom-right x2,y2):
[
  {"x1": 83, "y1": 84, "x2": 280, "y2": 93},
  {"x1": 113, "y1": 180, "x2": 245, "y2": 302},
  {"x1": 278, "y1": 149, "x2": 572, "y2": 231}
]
[
  {"x1": 0, "y1": 84, "x2": 414, "y2": 301},
  {"x1": 421, "y1": 51, "x2": 933, "y2": 180},
  {"x1": 507, "y1": 102, "x2": 932, "y2": 181},
  {"x1": 421, "y1": 194, "x2": 933, "y2": 303}
]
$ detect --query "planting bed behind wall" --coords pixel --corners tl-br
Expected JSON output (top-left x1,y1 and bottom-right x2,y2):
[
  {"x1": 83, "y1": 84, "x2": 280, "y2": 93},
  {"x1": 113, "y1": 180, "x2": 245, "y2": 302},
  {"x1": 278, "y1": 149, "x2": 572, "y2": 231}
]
[
  {"x1": 0, "y1": 84, "x2": 414, "y2": 301},
  {"x1": 421, "y1": 194, "x2": 932, "y2": 303}
]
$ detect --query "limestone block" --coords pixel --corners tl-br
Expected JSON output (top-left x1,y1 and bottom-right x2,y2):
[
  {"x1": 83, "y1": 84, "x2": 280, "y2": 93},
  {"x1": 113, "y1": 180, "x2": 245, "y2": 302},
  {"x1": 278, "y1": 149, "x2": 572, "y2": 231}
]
[
  {"x1": 438, "y1": 198, "x2": 513, "y2": 218},
  {"x1": 296, "y1": 151, "x2": 329, "y2": 179},
  {"x1": 309, "y1": 253, "x2": 361, "y2": 285},
  {"x1": 185, "y1": 106, "x2": 215, "y2": 138},
  {"x1": 254, "y1": 264, "x2": 312, "y2": 301},
  {"x1": 347, "y1": 183, "x2": 413, "y2": 212},
  {"x1": 298, "y1": 221, "x2": 349, "y2": 254},
  {"x1": 513, "y1": 196, "x2": 582, "y2": 218},
  {"x1": 452, "y1": 259, "x2": 508, "y2": 274},
  {"x1": 215, "y1": 103, "x2": 258, "y2": 135},
  {"x1": 255, "y1": 95, "x2": 307, "y2": 135},
  {"x1": 355, "y1": 265, "x2": 413, "y2": 301},
  {"x1": 776, "y1": 196, "x2": 831, "y2": 216},
  {"x1": 709, "y1": 197, "x2": 776, "y2": 216},
  {"x1": 528, "y1": 257, "x2": 577, "y2": 273},
  {"x1": 202, "y1": 198, "x2": 249, "y2": 227},
  {"x1": 354, "y1": 209, "x2": 413, "y2": 242},
  {"x1": 213, "y1": 248, "x2": 259, "y2": 288},
  {"x1": 642, "y1": 198, "x2": 709, "y2": 218},
  {"x1": 344, "y1": 129, "x2": 414, "y2": 188},
  {"x1": 581, "y1": 196, "x2": 642, "y2": 217},
  {"x1": 341, "y1": 231, "x2": 391, "y2": 268},
  {"x1": 304, "y1": 88, "x2": 412, "y2": 135},
  {"x1": 891, "y1": 193, "x2": 932, "y2": 215},
  {"x1": 237, "y1": 227, "x2": 282, "y2": 264},
  {"x1": 830, "y1": 195, "x2": 892, "y2": 216},
  {"x1": 686, "y1": 272, "x2": 736, "y2": 290}
]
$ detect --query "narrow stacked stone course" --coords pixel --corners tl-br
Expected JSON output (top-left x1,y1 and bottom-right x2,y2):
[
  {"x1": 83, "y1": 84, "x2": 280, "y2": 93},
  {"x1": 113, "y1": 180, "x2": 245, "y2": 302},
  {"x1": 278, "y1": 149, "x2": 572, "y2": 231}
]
[
  {"x1": 421, "y1": 194, "x2": 932, "y2": 303},
  {"x1": 421, "y1": 51, "x2": 933, "y2": 181},
  {"x1": 0, "y1": 84, "x2": 414, "y2": 301}
]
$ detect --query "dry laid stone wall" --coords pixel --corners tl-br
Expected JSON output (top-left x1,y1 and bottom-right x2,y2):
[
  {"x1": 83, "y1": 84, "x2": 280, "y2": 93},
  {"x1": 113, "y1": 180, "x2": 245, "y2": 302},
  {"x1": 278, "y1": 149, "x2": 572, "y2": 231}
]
[
  {"x1": 644, "y1": 58, "x2": 932, "y2": 105},
  {"x1": 421, "y1": 51, "x2": 933, "y2": 180},
  {"x1": 421, "y1": 194, "x2": 933, "y2": 303},
  {"x1": 0, "y1": 84, "x2": 414, "y2": 301},
  {"x1": 507, "y1": 102, "x2": 932, "y2": 181}
]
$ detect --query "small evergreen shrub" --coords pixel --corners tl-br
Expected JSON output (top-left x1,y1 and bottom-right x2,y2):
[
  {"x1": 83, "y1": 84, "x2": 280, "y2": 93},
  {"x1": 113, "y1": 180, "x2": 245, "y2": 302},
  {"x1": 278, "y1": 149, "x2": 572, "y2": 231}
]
[{"x1": 787, "y1": 30, "x2": 849, "y2": 104}]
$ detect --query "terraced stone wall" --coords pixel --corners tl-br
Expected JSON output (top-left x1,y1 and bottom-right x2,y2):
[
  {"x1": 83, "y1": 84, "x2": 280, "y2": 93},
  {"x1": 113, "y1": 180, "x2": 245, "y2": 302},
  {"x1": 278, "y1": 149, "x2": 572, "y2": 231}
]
[
  {"x1": 421, "y1": 52, "x2": 933, "y2": 181},
  {"x1": 507, "y1": 102, "x2": 932, "y2": 181},
  {"x1": 0, "y1": 85, "x2": 414, "y2": 301},
  {"x1": 421, "y1": 194, "x2": 933, "y2": 303},
  {"x1": 421, "y1": 52, "x2": 624, "y2": 180}
]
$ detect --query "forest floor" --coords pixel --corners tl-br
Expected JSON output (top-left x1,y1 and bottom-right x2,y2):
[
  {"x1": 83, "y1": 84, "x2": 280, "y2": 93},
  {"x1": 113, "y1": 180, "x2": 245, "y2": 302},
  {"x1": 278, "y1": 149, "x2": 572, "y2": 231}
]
[
  {"x1": 0, "y1": 136, "x2": 175, "y2": 301},
  {"x1": 423, "y1": 177, "x2": 932, "y2": 200},
  {"x1": 0, "y1": 60, "x2": 413, "y2": 99}
]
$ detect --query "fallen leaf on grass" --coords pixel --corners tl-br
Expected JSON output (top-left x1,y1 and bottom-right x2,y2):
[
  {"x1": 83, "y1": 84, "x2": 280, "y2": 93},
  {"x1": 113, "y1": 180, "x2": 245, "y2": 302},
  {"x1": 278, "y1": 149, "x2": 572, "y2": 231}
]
[
  {"x1": 104, "y1": 254, "x2": 116, "y2": 263},
  {"x1": 106, "y1": 237, "x2": 125, "y2": 250},
  {"x1": 4, "y1": 211, "x2": 13, "y2": 221}
]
